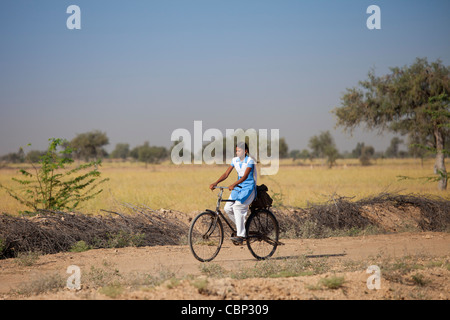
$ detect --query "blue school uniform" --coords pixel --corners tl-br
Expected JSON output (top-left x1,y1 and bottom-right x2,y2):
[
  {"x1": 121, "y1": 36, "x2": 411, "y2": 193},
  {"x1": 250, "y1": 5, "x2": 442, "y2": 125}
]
[{"x1": 230, "y1": 155, "x2": 257, "y2": 203}]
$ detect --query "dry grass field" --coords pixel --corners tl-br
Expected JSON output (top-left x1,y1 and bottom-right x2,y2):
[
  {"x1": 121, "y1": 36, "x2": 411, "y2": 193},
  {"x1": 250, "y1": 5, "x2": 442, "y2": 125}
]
[
  {"x1": 1, "y1": 158, "x2": 449, "y2": 301},
  {"x1": 0, "y1": 158, "x2": 448, "y2": 215}
]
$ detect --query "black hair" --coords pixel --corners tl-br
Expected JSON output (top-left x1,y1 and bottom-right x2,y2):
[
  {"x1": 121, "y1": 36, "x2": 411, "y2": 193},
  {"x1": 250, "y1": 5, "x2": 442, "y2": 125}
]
[{"x1": 236, "y1": 142, "x2": 249, "y2": 154}]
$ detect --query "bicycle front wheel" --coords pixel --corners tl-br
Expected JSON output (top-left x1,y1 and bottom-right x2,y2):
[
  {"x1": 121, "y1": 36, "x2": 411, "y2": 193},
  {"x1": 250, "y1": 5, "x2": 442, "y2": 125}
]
[
  {"x1": 246, "y1": 209, "x2": 279, "y2": 260},
  {"x1": 188, "y1": 211, "x2": 224, "y2": 262}
]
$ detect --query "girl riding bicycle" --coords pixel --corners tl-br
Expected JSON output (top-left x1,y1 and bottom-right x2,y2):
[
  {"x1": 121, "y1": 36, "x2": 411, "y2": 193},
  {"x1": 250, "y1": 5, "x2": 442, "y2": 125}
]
[{"x1": 209, "y1": 142, "x2": 257, "y2": 244}]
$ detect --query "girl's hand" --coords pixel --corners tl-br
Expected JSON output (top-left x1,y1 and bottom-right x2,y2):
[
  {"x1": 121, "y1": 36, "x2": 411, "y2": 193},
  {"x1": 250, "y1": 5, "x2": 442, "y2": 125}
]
[
  {"x1": 228, "y1": 184, "x2": 235, "y2": 191},
  {"x1": 209, "y1": 183, "x2": 217, "y2": 191}
]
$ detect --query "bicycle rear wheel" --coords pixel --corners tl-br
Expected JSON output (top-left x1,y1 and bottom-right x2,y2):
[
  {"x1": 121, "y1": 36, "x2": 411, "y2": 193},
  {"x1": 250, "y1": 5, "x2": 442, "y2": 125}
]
[
  {"x1": 246, "y1": 209, "x2": 279, "y2": 260},
  {"x1": 188, "y1": 211, "x2": 224, "y2": 262}
]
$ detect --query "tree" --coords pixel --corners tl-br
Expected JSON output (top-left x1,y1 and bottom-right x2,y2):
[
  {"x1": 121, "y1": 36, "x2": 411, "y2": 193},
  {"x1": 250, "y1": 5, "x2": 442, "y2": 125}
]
[
  {"x1": 0, "y1": 138, "x2": 108, "y2": 213},
  {"x1": 333, "y1": 58, "x2": 449, "y2": 190},
  {"x1": 131, "y1": 142, "x2": 168, "y2": 166},
  {"x1": 299, "y1": 149, "x2": 312, "y2": 161},
  {"x1": 385, "y1": 137, "x2": 403, "y2": 158},
  {"x1": 205, "y1": 133, "x2": 289, "y2": 162},
  {"x1": 308, "y1": 131, "x2": 339, "y2": 168},
  {"x1": 25, "y1": 150, "x2": 46, "y2": 163},
  {"x1": 289, "y1": 150, "x2": 301, "y2": 160},
  {"x1": 70, "y1": 130, "x2": 109, "y2": 161},
  {"x1": 278, "y1": 137, "x2": 289, "y2": 159},
  {"x1": 1, "y1": 148, "x2": 25, "y2": 163},
  {"x1": 352, "y1": 142, "x2": 375, "y2": 165},
  {"x1": 290, "y1": 149, "x2": 312, "y2": 162},
  {"x1": 110, "y1": 143, "x2": 130, "y2": 160}
]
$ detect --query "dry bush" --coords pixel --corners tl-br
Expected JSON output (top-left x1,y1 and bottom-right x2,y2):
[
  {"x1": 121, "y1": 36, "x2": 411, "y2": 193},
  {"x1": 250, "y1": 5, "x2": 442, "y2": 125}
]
[
  {"x1": 276, "y1": 192, "x2": 450, "y2": 238},
  {"x1": 0, "y1": 205, "x2": 189, "y2": 259}
]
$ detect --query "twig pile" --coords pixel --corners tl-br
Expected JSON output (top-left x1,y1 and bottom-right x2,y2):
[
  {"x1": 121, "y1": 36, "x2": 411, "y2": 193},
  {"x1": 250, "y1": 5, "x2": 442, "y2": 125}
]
[
  {"x1": 276, "y1": 192, "x2": 450, "y2": 238},
  {"x1": 0, "y1": 205, "x2": 190, "y2": 259},
  {"x1": 358, "y1": 192, "x2": 450, "y2": 231}
]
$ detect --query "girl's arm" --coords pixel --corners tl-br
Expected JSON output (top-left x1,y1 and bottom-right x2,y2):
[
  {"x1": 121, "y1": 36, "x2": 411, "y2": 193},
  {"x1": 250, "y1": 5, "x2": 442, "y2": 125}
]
[
  {"x1": 209, "y1": 165, "x2": 234, "y2": 190},
  {"x1": 228, "y1": 167, "x2": 251, "y2": 191}
]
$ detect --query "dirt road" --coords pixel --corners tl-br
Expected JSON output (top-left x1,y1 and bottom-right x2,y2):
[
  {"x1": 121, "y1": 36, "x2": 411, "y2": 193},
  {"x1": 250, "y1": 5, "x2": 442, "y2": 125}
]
[{"x1": 0, "y1": 231, "x2": 449, "y2": 300}]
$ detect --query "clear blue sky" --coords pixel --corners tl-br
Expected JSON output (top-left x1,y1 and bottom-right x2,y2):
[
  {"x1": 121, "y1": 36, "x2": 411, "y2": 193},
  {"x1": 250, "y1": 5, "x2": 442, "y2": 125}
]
[{"x1": 1, "y1": 0, "x2": 449, "y2": 155}]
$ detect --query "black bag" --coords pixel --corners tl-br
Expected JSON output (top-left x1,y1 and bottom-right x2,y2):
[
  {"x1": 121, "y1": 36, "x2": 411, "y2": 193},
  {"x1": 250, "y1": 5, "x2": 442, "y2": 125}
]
[{"x1": 250, "y1": 184, "x2": 273, "y2": 209}]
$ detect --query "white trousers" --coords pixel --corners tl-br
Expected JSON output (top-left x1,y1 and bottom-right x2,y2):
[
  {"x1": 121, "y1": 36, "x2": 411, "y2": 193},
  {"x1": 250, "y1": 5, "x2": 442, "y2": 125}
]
[{"x1": 224, "y1": 190, "x2": 255, "y2": 237}]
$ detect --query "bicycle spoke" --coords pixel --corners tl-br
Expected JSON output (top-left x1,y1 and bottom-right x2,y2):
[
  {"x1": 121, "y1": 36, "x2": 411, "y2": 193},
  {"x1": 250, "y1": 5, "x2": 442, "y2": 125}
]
[
  {"x1": 188, "y1": 211, "x2": 223, "y2": 262},
  {"x1": 246, "y1": 209, "x2": 279, "y2": 260}
]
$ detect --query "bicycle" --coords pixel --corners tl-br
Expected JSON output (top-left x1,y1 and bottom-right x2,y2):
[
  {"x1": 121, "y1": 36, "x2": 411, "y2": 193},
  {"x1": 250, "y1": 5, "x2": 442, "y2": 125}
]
[{"x1": 188, "y1": 186, "x2": 280, "y2": 262}]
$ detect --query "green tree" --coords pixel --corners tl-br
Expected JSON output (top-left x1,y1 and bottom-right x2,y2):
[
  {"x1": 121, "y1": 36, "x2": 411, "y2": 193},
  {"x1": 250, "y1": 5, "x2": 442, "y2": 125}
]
[
  {"x1": 0, "y1": 138, "x2": 108, "y2": 213},
  {"x1": 356, "y1": 143, "x2": 375, "y2": 166},
  {"x1": 131, "y1": 142, "x2": 168, "y2": 166},
  {"x1": 110, "y1": 143, "x2": 130, "y2": 160},
  {"x1": 308, "y1": 131, "x2": 339, "y2": 168},
  {"x1": 385, "y1": 137, "x2": 403, "y2": 158},
  {"x1": 333, "y1": 58, "x2": 449, "y2": 190},
  {"x1": 352, "y1": 142, "x2": 365, "y2": 158},
  {"x1": 204, "y1": 133, "x2": 289, "y2": 162},
  {"x1": 1, "y1": 148, "x2": 25, "y2": 163},
  {"x1": 70, "y1": 130, "x2": 109, "y2": 161},
  {"x1": 25, "y1": 150, "x2": 46, "y2": 163},
  {"x1": 299, "y1": 149, "x2": 312, "y2": 161},
  {"x1": 278, "y1": 137, "x2": 289, "y2": 159},
  {"x1": 289, "y1": 149, "x2": 301, "y2": 160}
]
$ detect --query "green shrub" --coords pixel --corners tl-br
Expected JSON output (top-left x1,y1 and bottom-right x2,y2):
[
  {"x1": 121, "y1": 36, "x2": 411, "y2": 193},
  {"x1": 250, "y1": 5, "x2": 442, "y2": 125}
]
[
  {"x1": 70, "y1": 240, "x2": 92, "y2": 252},
  {"x1": 0, "y1": 138, "x2": 108, "y2": 213}
]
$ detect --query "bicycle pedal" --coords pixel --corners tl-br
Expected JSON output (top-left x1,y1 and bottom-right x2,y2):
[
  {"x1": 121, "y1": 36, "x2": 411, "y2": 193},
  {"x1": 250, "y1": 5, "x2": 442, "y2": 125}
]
[{"x1": 230, "y1": 236, "x2": 246, "y2": 245}]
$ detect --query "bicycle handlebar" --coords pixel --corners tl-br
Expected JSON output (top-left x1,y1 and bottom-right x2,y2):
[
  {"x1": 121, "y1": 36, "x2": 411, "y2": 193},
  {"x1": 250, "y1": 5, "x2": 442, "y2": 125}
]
[{"x1": 213, "y1": 185, "x2": 242, "y2": 190}]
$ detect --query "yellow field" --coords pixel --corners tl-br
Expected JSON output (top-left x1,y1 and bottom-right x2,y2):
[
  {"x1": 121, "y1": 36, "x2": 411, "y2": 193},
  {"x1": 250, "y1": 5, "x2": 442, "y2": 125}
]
[{"x1": 0, "y1": 158, "x2": 448, "y2": 215}]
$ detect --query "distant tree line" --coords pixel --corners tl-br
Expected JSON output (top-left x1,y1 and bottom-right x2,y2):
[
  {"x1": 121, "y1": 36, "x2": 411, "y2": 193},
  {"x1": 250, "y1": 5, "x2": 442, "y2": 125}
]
[
  {"x1": 1, "y1": 129, "x2": 440, "y2": 168},
  {"x1": 289, "y1": 132, "x2": 444, "y2": 168},
  {"x1": 0, "y1": 130, "x2": 170, "y2": 165}
]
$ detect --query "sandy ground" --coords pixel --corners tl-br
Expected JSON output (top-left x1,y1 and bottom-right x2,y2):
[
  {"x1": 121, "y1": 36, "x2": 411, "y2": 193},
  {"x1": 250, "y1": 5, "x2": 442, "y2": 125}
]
[{"x1": 0, "y1": 231, "x2": 448, "y2": 300}]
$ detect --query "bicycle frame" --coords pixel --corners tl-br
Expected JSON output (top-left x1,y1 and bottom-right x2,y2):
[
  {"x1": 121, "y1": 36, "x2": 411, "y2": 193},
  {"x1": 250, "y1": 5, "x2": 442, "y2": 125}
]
[{"x1": 206, "y1": 186, "x2": 237, "y2": 236}]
